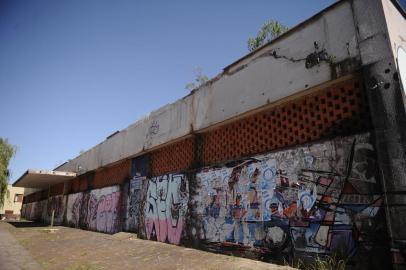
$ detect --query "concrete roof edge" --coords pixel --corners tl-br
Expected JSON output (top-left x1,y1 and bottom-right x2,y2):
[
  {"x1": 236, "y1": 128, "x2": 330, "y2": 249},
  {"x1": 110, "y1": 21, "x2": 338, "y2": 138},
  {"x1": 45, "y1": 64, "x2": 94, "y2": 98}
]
[{"x1": 52, "y1": 0, "x2": 355, "y2": 175}]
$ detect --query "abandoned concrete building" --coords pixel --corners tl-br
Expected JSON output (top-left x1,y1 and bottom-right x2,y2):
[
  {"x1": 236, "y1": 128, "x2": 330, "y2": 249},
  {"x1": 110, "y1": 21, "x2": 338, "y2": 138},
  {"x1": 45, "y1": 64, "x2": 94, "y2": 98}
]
[{"x1": 13, "y1": 0, "x2": 406, "y2": 268}]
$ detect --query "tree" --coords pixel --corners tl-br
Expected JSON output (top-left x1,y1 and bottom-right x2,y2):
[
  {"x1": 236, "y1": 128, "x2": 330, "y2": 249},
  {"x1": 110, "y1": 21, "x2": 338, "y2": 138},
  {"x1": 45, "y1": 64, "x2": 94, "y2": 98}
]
[
  {"x1": 247, "y1": 20, "x2": 289, "y2": 52},
  {"x1": 0, "y1": 138, "x2": 16, "y2": 208},
  {"x1": 185, "y1": 67, "x2": 209, "y2": 91}
]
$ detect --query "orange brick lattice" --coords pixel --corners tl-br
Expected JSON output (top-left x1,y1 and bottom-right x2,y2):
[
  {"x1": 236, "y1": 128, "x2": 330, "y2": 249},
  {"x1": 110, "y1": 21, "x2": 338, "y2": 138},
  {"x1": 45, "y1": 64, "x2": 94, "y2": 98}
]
[
  {"x1": 49, "y1": 182, "x2": 64, "y2": 197},
  {"x1": 92, "y1": 159, "x2": 131, "y2": 189},
  {"x1": 150, "y1": 137, "x2": 195, "y2": 177},
  {"x1": 23, "y1": 77, "x2": 372, "y2": 202},
  {"x1": 201, "y1": 77, "x2": 371, "y2": 165}
]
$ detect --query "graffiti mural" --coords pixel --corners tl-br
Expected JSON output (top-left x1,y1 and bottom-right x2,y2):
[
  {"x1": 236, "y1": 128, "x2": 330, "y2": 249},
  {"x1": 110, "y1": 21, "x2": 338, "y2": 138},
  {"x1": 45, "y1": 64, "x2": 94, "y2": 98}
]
[
  {"x1": 44, "y1": 195, "x2": 66, "y2": 225},
  {"x1": 144, "y1": 173, "x2": 189, "y2": 245},
  {"x1": 124, "y1": 176, "x2": 146, "y2": 232},
  {"x1": 66, "y1": 186, "x2": 122, "y2": 234},
  {"x1": 191, "y1": 133, "x2": 387, "y2": 264}
]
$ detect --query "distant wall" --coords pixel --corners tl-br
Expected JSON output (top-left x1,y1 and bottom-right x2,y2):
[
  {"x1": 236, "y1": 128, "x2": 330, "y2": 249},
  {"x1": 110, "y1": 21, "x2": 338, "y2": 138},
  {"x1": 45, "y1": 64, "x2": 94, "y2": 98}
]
[
  {"x1": 0, "y1": 185, "x2": 24, "y2": 217},
  {"x1": 66, "y1": 186, "x2": 122, "y2": 234},
  {"x1": 21, "y1": 200, "x2": 47, "y2": 222}
]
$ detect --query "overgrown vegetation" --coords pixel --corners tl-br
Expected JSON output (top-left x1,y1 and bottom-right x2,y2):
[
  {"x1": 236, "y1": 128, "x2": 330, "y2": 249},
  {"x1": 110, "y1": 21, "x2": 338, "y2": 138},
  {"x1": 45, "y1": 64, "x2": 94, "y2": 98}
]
[
  {"x1": 285, "y1": 254, "x2": 347, "y2": 270},
  {"x1": 247, "y1": 20, "x2": 289, "y2": 52},
  {"x1": 185, "y1": 67, "x2": 209, "y2": 91},
  {"x1": 185, "y1": 20, "x2": 288, "y2": 90},
  {"x1": 0, "y1": 138, "x2": 16, "y2": 208}
]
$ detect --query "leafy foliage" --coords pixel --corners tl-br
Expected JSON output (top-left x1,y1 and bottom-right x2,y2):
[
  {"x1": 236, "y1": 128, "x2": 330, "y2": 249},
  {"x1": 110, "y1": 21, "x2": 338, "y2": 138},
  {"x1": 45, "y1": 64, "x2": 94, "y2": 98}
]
[
  {"x1": 185, "y1": 67, "x2": 209, "y2": 91},
  {"x1": 0, "y1": 138, "x2": 16, "y2": 208},
  {"x1": 247, "y1": 20, "x2": 289, "y2": 52}
]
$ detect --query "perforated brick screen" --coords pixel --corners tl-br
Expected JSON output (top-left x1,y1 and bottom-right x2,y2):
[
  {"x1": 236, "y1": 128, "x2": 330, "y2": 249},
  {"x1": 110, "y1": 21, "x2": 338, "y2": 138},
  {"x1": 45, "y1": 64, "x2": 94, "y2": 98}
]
[
  {"x1": 70, "y1": 177, "x2": 80, "y2": 193},
  {"x1": 201, "y1": 77, "x2": 371, "y2": 165},
  {"x1": 150, "y1": 137, "x2": 195, "y2": 177},
  {"x1": 92, "y1": 159, "x2": 131, "y2": 189},
  {"x1": 24, "y1": 77, "x2": 372, "y2": 203},
  {"x1": 49, "y1": 182, "x2": 64, "y2": 197}
]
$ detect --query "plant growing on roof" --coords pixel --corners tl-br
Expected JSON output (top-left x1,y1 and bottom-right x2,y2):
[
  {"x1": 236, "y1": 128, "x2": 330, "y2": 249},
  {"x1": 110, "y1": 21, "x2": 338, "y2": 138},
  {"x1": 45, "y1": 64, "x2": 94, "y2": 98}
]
[
  {"x1": 0, "y1": 138, "x2": 16, "y2": 208},
  {"x1": 185, "y1": 67, "x2": 209, "y2": 91},
  {"x1": 247, "y1": 20, "x2": 289, "y2": 52}
]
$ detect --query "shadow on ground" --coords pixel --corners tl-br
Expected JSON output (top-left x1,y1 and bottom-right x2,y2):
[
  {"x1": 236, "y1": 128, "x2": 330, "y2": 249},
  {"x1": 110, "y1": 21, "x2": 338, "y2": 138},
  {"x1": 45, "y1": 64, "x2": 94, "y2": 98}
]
[{"x1": 7, "y1": 221, "x2": 46, "y2": 228}]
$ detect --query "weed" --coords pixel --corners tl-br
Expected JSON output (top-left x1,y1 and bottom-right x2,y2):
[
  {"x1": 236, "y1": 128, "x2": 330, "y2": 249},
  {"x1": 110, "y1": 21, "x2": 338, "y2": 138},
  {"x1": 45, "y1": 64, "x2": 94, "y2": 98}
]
[
  {"x1": 285, "y1": 254, "x2": 347, "y2": 270},
  {"x1": 64, "y1": 264, "x2": 100, "y2": 270}
]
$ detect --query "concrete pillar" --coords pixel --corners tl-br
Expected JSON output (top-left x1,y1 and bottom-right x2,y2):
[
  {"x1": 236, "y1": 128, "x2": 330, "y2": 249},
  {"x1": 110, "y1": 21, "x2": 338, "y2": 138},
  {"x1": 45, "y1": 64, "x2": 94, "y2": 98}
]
[{"x1": 352, "y1": 0, "x2": 406, "y2": 267}]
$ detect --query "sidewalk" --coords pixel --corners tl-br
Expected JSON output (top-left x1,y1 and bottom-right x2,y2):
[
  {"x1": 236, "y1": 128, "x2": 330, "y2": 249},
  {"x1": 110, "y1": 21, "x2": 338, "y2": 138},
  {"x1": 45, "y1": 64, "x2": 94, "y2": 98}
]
[
  {"x1": 0, "y1": 222, "x2": 43, "y2": 270},
  {"x1": 0, "y1": 221, "x2": 293, "y2": 270}
]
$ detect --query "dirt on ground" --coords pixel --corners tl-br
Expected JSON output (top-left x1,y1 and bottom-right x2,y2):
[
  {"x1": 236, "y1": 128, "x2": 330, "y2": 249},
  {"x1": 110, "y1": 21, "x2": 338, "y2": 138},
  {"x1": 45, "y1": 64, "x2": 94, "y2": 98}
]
[{"x1": 0, "y1": 221, "x2": 293, "y2": 270}]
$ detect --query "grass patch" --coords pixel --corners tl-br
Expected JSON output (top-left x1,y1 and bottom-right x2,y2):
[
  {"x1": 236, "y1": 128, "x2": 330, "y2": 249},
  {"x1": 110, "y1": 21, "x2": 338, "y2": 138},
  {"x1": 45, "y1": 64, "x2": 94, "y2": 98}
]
[{"x1": 64, "y1": 263, "x2": 100, "y2": 270}]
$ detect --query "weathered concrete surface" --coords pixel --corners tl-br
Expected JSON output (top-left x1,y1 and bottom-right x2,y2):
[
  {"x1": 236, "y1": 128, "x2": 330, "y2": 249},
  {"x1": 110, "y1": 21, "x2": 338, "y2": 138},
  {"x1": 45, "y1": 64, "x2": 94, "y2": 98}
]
[
  {"x1": 0, "y1": 222, "x2": 43, "y2": 270},
  {"x1": 0, "y1": 222, "x2": 293, "y2": 270},
  {"x1": 353, "y1": 0, "x2": 406, "y2": 267},
  {"x1": 56, "y1": 0, "x2": 360, "y2": 175}
]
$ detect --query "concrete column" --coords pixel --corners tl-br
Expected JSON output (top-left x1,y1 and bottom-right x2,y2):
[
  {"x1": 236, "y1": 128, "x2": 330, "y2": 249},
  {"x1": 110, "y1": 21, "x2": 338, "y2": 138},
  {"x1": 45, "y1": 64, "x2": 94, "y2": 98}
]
[{"x1": 352, "y1": 0, "x2": 406, "y2": 268}]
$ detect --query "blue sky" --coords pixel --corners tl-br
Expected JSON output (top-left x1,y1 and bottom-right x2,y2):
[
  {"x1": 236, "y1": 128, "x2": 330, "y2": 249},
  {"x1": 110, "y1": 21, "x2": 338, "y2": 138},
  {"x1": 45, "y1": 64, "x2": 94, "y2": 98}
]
[{"x1": 0, "y1": 0, "x2": 335, "y2": 183}]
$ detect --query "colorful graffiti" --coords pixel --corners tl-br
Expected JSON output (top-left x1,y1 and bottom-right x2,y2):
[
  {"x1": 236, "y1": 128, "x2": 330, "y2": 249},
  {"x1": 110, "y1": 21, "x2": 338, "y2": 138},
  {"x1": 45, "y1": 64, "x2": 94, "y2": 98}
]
[
  {"x1": 66, "y1": 186, "x2": 122, "y2": 234},
  {"x1": 20, "y1": 132, "x2": 390, "y2": 267},
  {"x1": 192, "y1": 133, "x2": 387, "y2": 262},
  {"x1": 144, "y1": 173, "x2": 189, "y2": 245}
]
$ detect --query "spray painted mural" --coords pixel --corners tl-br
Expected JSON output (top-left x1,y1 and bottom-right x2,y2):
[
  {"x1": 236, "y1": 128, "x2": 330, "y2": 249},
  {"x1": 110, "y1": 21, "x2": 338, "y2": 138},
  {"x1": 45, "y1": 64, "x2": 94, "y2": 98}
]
[
  {"x1": 21, "y1": 200, "x2": 47, "y2": 222},
  {"x1": 124, "y1": 176, "x2": 146, "y2": 232},
  {"x1": 144, "y1": 173, "x2": 189, "y2": 245},
  {"x1": 191, "y1": 133, "x2": 387, "y2": 262},
  {"x1": 66, "y1": 185, "x2": 122, "y2": 233}
]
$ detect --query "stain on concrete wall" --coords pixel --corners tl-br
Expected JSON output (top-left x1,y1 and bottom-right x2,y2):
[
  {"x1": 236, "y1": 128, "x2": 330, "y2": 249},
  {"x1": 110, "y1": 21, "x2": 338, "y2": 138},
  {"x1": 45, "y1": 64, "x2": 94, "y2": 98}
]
[
  {"x1": 66, "y1": 186, "x2": 122, "y2": 234},
  {"x1": 21, "y1": 200, "x2": 47, "y2": 222},
  {"x1": 190, "y1": 133, "x2": 388, "y2": 264},
  {"x1": 42, "y1": 195, "x2": 66, "y2": 225},
  {"x1": 143, "y1": 174, "x2": 189, "y2": 245}
]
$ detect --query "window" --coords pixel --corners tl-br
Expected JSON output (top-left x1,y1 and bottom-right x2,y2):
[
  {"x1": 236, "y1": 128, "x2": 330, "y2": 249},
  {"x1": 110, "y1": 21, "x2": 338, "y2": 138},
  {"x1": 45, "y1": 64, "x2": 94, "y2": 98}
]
[{"x1": 14, "y1": 194, "x2": 23, "y2": 203}]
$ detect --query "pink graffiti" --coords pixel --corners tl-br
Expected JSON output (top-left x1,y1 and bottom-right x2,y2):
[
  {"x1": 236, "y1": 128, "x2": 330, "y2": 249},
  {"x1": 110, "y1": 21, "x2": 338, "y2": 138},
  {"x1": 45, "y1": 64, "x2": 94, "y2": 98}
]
[
  {"x1": 144, "y1": 174, "x2": 188, "y2": 245},
  {"x1": 92, "y1": 191, "x2": 121, "y2": 233}
]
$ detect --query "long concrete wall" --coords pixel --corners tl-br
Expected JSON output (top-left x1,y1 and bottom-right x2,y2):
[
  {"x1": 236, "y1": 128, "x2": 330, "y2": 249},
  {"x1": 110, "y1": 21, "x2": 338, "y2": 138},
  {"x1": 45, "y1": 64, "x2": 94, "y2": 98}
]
[{"x1": 21, "y1": 132, "x2": 391, "y2": 267}]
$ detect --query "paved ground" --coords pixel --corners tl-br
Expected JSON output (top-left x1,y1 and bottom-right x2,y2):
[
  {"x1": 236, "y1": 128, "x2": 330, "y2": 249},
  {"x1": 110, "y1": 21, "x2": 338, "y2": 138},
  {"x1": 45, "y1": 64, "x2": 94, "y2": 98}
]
[
  {"x1": 0, "y1": 221, "x2": 293, "y2": 270},
  {"x1": 0, "y1": 222, "x2": 42, "y2": 270}
]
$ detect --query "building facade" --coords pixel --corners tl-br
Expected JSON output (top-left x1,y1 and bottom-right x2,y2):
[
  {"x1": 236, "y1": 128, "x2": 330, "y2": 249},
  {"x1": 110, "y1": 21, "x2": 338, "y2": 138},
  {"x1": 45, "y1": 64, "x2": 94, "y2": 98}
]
[
  {"x1": 14, "y1": 0, "x2": 406, "y2": 268},
  {"x1": 0, "y1": 185, "x2": 24, "y2": 219}
]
